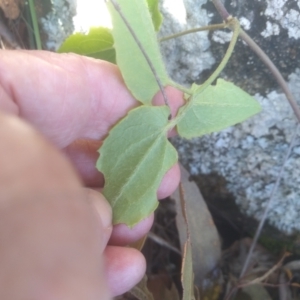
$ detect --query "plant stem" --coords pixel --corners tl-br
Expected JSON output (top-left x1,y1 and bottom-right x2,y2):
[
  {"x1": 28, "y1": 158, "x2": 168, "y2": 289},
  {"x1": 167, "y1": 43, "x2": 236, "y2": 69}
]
[
  {"x1": 109, "y1": 0, "x2": 171, "y2": 110},
  {"x1": 211, "y1": 0, "x2": 231, "y2": 20},
  {"x1": 159, "y1": 23, "x2": 226, "y2": 42},
  {"x1": 167, "y1": 81, "x2": 192, "y2": 95},
  {"x1": 28, "y1": 0, "x2": 42, "y2": 50},
  {"x1": 166, "y1": 18, "x2": 240, "y2": 131},
  {"x1": 195, "y1": 17, "x2": 240, "y2": 93}
]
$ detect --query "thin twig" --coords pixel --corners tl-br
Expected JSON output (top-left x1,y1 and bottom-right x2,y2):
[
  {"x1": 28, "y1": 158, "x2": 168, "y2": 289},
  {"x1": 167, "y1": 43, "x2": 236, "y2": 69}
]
[
  {"x1": 199, "y1": 18, "x2": 239, "y2": 90},
  {"x1": 159, "y1": 23, "x2": 226, "y2": 42},
  {"x1": 166, "y1": 18, "x2": 240, "y2": 130},
  {"x1": 211, "y1": 0, "x2": 231, "y2": 20},
  {"x1": 109, "y1": 0, "x2": 171, "y2": 110},
  {"x1": 147, "y1": 232, "x2": 182, "y2": 255},
  {"x1": 243, "y1": 252, "x2": 289, "y2": 286}
]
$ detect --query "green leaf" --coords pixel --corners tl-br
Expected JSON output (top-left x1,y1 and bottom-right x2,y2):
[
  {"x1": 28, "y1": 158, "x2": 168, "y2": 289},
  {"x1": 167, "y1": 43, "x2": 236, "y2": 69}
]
[
  {"x1": 57, "y1": 27, "x2": 116, "y2": 64},
  {"x1": 146, "y1": 0, "x2": 163, "y2": 31},
  {"x1": 177, "y1": 79, "x2": 261, "y2": 139},
  {"x1": 107, "y1": 0, "x2": 169, "y2": 105},
  {"x1": 96, "y1": 106, "x2": 177, "y2": 226}
]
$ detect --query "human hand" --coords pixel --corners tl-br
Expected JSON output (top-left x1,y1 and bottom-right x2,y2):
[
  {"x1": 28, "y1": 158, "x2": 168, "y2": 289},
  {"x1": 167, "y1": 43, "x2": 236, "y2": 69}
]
[{"x1": 0, "y1": 50, "x2": 183, "y2": 299}]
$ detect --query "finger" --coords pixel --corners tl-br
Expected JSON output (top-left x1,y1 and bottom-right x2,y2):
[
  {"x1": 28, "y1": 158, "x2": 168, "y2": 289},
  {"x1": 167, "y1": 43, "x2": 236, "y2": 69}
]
[
  {"x1": 0, "y1": 51, "x2": 184, "y2": 148},
  {"x1": 84, "y1": 188, "x2": 113, "y2": 248},
  {"x1": 109, "y1": 214, "x2": 154, "y2": 246},
  {"x1": 104, "y1": 245, "x2": 146, "y2": 297},
  {"x1": 64, "y1": 139, "x2": 180, "y2": 196},
  {"x1": 63, "y1": 139, "x2": 104, "y2": 187},
  {"x1": 0, "y1": 50, "x2": 138, "y2": 147},
  {"x1": 157, "y1": 162, "x2": 180, "y2": 199},
  {"x1": 0, "y1": 113, "x2": 111, "y2": 299}
]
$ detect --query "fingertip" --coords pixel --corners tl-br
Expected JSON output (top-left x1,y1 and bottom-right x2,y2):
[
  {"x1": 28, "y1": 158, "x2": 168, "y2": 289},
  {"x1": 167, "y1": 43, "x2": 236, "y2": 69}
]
[
  {"x1": 152, "y1": 86, "x2": 184, "y2": 118},
  {"x1": 109, "y1": 214, "x2": 154, "y2": 246},
  {"x1": 104, "y1": 246, "x2": 146, "y2": 297},
  {"x1": 84, "y1": 188, "x2": 112, "y2": 249},
  {"x1": 157, "y1": 163, "x2": 180, "y2": 199}
]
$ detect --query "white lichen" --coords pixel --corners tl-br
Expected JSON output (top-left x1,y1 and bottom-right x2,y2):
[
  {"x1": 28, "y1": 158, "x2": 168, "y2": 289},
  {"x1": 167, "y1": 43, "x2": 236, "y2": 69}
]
[
  {"x1": 159, "y1": 0, "x2": 215, "y2": 85},
  {"x1": 264, "y1": 0, "x2": 300, "y2": 39},
  {"x1": 212, "y1": 30, "x2": 233, "y2": 44},
  {"x1": 240, "y1": 17, "x2": 251, "y2": 31},
  {"x1": 41, "y1": 0, "x2": 77, "y2": 50},
  {"x1": 261, "y1": 21, "x2": 280, "y2": 38}
]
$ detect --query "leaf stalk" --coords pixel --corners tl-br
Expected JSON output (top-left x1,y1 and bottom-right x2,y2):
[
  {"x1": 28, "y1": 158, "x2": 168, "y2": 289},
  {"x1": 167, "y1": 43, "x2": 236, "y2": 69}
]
[
  {"x1": 166, "y1": 18, "x2": 240, "y2": 131},
  {"x1": 159, "y1": 23, "x2": 226, "y2": 42},
  {"x1": 211, "y1": 0, "x2": 300, "y2": 122}
]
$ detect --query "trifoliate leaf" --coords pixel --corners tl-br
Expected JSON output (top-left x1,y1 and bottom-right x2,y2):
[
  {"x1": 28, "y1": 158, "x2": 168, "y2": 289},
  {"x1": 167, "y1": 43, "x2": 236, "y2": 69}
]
[
  {"x1": 97, "y1": 106, "x2": 177, "y2": 226},
  {"x1": 107, "y1": 0, "x2": 169, "y2": 104},
  {"x1": 57, "y1": 27, "x2": 116, "y2": 63},
  {"x1": 146, "y1": 0, "x2": 163, "y2": 31},
  {"x1": 177, "y1": 79, "x2": 261, "y2": 139}
]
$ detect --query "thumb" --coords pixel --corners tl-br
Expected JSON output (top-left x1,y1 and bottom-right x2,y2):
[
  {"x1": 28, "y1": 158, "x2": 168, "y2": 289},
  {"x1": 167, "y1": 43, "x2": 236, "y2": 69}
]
[{"x1": 0, "y1": 113, "x2": 112, "y2": 299}]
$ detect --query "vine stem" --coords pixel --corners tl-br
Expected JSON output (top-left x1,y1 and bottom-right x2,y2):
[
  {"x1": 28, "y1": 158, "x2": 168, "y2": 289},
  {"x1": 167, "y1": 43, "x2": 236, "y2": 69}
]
[
  {"x1": 159, "y1": 23, "x2": 226, "y2": 42},
  {"x1": 239, "y1": 29, "x2": 300, "y2": 122},
  {"x1": 108, "y1": 0, "x2": 171, "y2": 111},
  {"x1": 211, "y1": 0, "x2": 230, "y2": 20},
  {"x1": 166, "y1": 18, "x2": 240, "y2": 131},
  {"x1": 197, "y1": 17, "x2": 239, "y2": 91}
]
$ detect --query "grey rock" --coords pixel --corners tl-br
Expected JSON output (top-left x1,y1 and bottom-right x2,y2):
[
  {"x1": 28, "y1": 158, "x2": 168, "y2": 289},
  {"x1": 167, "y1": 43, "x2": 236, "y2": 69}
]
[{"x1": 160, "y1": 0, "x2": 300, "y2": 234}]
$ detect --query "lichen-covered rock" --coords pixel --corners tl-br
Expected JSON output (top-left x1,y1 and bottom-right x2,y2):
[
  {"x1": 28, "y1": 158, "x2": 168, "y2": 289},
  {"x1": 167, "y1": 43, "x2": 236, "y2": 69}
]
[
  {"x1": 173, "y1": 70, "x2": 300, "y2": 234},
  {"x1": 158, "y1": 0, "x2": 215, "y2": 84},
  {"x1": 40, "y1": 0, "x2": 109, "y2": 50},
  {"x1": 163, "y1": 0, "x2": 300, "y2": 234},
  {"x1": 40, "y1": 0, "x2": 76, "y2": 50}
]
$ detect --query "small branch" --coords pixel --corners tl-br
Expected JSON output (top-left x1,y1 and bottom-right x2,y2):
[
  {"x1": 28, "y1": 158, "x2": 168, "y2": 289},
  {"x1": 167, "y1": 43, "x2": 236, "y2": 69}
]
[
  {"x1": 159, "y1": 23, "x2": 226, "y2": 42},
  {"x1": 196, "y1": 17, "x2": 240, "y2": 92},
  {"x1": 211, "y1": 0, "x2": 231, "y2": 20},
  {"x1": 166, "y1": 18, "x2": 240, "y2": 131},
  {"x1": 167, "y1": 80, "x2": 192, "y2": 95},
  {"x1": 243, "y1": 252, "x2": 288, "y2": 286},
  {"x1": 147, "y1": 232, "x2": 182, "y2": 255},
  {"x1": 109, "y1": 0, "x2": 171, "y2": 109}
]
